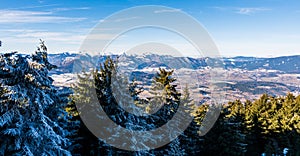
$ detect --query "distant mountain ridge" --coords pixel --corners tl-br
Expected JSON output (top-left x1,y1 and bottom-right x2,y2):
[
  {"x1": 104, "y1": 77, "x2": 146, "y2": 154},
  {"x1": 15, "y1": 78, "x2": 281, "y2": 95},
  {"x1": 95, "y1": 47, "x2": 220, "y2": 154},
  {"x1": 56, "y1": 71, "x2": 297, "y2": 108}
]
[
  {"x1": 222, "y1": 55, "x2": 300, "y2": 73},
  {"x1": 46, "y1": 52, "x2": 300, "y2": 101},
  {"x1": 46, "y1": 53, "x2": 300, "y2": 74}
]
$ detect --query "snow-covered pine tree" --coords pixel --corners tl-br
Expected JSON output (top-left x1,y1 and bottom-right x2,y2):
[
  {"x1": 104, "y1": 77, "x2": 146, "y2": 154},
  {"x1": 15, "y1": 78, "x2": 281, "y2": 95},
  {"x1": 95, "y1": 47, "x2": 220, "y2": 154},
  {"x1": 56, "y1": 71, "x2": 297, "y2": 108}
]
[
  {"x1": 0, "y1": 41, "x2": 71, "y2": 155},
  {"x1": 178, "y1": 84, "x2": 203, "y2": 155},
  {"x1": 86, "y1": 57, "x2": 185, "y2": 155},
  {"x1": 67, "y1": 70, "x2": 109, "y2": 155},
  {"x1": 146, "y1": 68, "x2": 181, "y2": 126}
]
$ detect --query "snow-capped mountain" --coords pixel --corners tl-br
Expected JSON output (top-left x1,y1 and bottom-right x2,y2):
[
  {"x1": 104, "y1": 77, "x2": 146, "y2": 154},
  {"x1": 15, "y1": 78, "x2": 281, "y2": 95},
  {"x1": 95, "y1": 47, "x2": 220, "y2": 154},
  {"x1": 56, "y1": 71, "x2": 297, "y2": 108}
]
[{"x1": 47, "y1": 53, "x2": 300, "y2": 74}]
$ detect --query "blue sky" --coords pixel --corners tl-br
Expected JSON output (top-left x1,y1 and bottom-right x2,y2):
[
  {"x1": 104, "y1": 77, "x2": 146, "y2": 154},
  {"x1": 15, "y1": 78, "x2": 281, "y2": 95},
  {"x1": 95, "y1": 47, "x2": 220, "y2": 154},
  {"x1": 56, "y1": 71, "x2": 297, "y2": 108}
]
[{"x1": 0, "y1": 0, "x2": 299, "y2": 57}]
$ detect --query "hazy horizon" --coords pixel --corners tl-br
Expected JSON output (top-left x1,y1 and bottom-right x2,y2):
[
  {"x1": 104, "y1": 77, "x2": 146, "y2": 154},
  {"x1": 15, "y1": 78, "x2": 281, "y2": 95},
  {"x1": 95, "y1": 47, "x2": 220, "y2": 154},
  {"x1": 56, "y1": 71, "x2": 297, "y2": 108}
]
[{"x1": 1, "y1": 50, "x2": 299, "y2": 59}]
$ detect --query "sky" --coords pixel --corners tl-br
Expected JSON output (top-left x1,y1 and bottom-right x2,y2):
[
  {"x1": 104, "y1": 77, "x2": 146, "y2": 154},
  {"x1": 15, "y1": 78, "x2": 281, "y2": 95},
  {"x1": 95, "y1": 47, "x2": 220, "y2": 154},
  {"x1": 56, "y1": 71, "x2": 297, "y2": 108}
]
[{"x1": 0, "y1": 0, "x2": 300, "y2": 57}]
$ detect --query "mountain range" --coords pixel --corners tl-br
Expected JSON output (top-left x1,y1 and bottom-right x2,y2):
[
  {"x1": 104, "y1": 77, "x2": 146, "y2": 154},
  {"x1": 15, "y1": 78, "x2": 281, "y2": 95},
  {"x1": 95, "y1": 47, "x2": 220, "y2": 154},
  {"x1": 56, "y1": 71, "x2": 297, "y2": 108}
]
[{"x1": 47, "y1": 53, "x2": 300, "y2": 74}]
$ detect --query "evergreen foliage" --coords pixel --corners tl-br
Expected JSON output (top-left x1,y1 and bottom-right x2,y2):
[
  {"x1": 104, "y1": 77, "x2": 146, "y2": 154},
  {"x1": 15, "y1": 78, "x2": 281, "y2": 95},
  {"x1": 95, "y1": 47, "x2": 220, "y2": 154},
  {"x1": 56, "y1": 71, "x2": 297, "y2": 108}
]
[
  {"x1": 1, "y1": 41, "x2": 300, "y2": 155},
  {"x1": 70, "y1": 56, "x2": 187, "y2": 155},
  {"x1": 192, "y1": 93, "x2": 300, "y2": 155},
  {"x1": 67, "y1": 70, "x2": 104, "y2": 155},
  {"x1": 70, "y1": 55, "x2": 300, "y2": 155},
  {"x1": 0, "y1": 41, "x2": 71, "y2": 155}
]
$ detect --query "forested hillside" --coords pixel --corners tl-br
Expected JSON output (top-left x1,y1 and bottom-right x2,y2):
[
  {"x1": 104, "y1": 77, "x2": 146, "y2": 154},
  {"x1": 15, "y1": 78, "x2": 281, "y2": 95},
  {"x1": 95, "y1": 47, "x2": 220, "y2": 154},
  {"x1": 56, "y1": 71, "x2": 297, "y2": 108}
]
[{"x1": 1, "y1": 42, "x2": 300, "y2": 155}]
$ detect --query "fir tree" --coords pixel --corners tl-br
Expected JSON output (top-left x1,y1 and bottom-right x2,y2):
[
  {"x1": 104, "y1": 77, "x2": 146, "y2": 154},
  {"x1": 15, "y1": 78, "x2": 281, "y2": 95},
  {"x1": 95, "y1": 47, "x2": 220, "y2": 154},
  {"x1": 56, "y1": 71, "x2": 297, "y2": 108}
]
[
  {"x1": 67, "y1": 70, "x2": 105, "y2": 155},
  {"x1": 178, "y1": 84, "x2": 203, "y2": 155},
  {"x1": 73, "y1": 56, "x2": 187, "y2": 155},
  {"x1": 0, "y1": 41, "x2": 70, "y2": 155},
  {"x1": 146, "y1": 68, "x2": 181, "y2": 125}
]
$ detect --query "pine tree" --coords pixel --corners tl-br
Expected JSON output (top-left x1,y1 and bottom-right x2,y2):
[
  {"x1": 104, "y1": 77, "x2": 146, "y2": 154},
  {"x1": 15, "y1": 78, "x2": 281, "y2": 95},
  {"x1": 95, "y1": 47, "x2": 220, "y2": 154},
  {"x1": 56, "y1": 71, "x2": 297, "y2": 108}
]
[
  {"x1": 225, "y1": 93, "x2": 300, "y2": 155},
  {"x1": 70, "y1": 57, "x2": 138, "y2": 155},
  {"x1": 223, "y1": 100, "x2": 247, "y2": 155},
  {"x1": 146, "y1": 68, "x2": 181, "y2": 125},
  {"x1": 0, "y1": 41, "x2": 71, "y2": 155},
  {"x1": 90, "y1": 58, "x2": 187, "y2": 154},
  {"x1": 128, "y1": 78, "x2": 146, "y2": 109},
  {"x1": 178, "y1": 84, "x2": 203, "y2": 155},
  {"x1": 67, "y1": 70, "x2": 106, "y2": 155},
  {"x1": 194, "y1": 102, "x2": 245, "y2": 156}
]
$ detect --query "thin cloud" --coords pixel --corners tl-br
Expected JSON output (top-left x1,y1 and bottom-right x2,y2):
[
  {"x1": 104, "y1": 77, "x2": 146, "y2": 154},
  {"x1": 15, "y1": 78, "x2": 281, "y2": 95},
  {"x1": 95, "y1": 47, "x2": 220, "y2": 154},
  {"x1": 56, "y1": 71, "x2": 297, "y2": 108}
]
[
  {"x1": 113, "y1": 16, "x2": 140, "y2": 22},
  {"x1": 154, "y1": 9, "x2": 181, "y2": 13},
  {"x1": 9, "y1": 30, "x2": 85, "y2": 43},
  {"x1": 52, "y1": 7, "x2": 91, "y2": 12},
  {"x1": 210, "y1": 6, "x2": 227, "y2": 11},
  {"x1": 99, "y1": 17, "x2": 140, "y2": 23},
  {"x1": 0, "y1": 29, "x2": 86, "y2": 53},
  {"x1": 211, "y1": 6, "x2": 271, "y2": 15},
  {"x1": 3, "y1": 29, "x2": 44, "y2": 33},
  {"x1": 0, "y1": 10, "x2": 86, "y2": 23},
  {"x1": 236, "y1": 7, "x2": 270, "y2": 15},
  {"x1": 6, "y1": 4, "x2": 60, "y2": 10},
  {"x1": 86, "y1": 33, "x2": 118, "y2": 40}
]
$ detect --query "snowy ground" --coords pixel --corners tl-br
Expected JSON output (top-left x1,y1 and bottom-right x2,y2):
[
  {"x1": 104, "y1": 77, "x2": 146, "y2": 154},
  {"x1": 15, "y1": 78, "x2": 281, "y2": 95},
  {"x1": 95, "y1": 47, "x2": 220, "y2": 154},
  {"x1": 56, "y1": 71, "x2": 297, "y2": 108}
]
[{"x1": 51, "y1": 73, "x2": 77, "y2": 87}]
